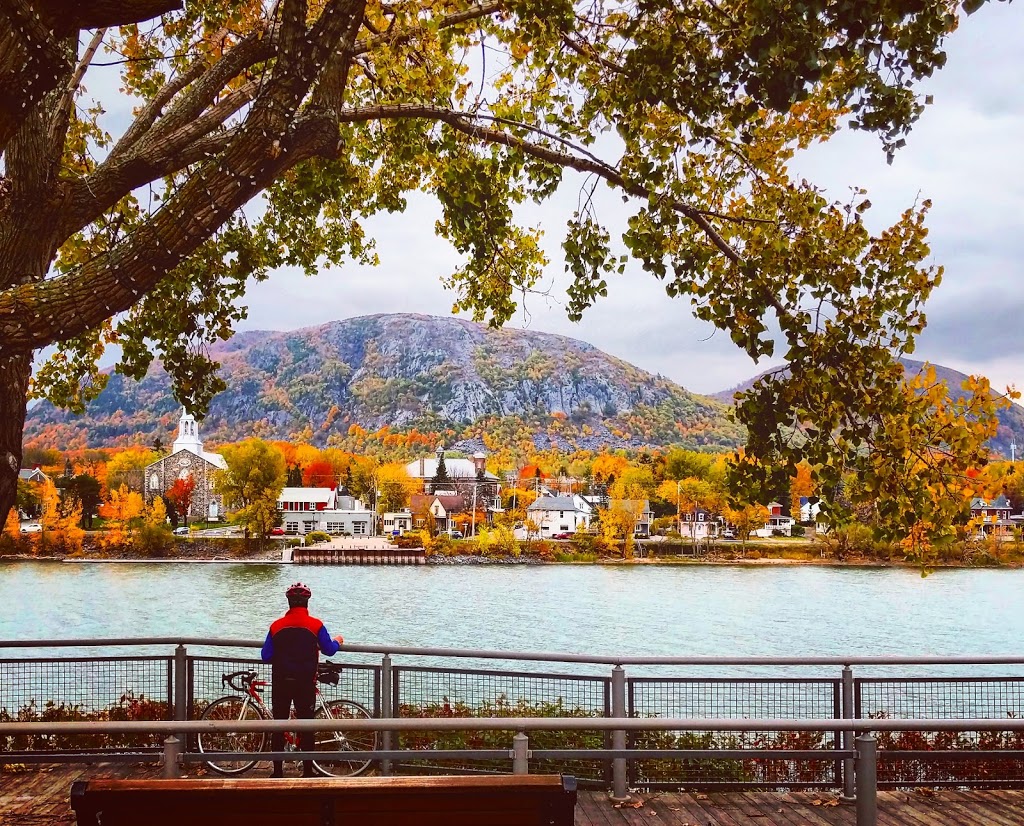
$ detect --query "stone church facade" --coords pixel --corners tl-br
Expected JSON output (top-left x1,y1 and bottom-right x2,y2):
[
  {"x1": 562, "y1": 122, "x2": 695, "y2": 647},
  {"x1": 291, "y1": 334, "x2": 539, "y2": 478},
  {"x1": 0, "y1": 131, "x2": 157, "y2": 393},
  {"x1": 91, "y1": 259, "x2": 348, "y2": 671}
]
[{"x1": 144, "y1": 409, "x2": 227, "y2": 521}]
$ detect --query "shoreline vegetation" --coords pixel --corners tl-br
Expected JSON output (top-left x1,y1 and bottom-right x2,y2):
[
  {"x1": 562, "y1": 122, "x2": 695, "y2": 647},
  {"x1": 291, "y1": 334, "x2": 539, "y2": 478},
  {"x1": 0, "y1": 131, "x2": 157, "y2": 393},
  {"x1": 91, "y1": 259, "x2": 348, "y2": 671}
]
[{"x1": 2, "y1": 534, "x2": 1023, "y2": 569}]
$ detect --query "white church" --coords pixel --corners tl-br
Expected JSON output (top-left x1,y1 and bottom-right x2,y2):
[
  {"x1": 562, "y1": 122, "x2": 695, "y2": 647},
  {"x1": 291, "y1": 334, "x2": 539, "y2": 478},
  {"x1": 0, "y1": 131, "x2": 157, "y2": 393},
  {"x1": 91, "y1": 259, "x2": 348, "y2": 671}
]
[{"x1": 144, "y1": 409, "x2": 227, "y2": 522}]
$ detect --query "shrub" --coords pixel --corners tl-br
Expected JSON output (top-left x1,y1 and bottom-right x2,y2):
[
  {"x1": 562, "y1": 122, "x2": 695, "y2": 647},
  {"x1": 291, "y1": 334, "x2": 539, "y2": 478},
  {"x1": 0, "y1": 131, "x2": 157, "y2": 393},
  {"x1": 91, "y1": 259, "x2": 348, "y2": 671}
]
[
  {"x1": 304, "y1": 531, "x2": 330, "y2": 544},
  {"x1": 790, "y1": 525, "x2": 805, "y2": 537},
  {"x1": 570, "y1": 532, "x2": 607, "y2": 555},
  {"x1": 393, "y1": 533, "x2": 425, "y2": 549}
]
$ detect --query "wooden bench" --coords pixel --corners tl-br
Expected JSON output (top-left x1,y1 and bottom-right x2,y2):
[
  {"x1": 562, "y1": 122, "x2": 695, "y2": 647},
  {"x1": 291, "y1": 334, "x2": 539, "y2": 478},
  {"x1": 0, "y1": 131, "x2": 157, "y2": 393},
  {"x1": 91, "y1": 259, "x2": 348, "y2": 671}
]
[{"x1": 71, "y1": 774, "x2": 578, "y2": 826}]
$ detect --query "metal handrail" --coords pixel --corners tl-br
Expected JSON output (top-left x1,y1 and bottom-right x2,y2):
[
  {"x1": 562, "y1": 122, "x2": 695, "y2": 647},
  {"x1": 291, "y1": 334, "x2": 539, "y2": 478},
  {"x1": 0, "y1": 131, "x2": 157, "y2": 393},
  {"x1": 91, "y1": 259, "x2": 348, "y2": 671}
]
[
  {"x1": 6, "y1": 716, "x2": 1024, "y2": 734},
  {"x1": 3, "y1": 637, "x2": 1024, "y2": 667}
]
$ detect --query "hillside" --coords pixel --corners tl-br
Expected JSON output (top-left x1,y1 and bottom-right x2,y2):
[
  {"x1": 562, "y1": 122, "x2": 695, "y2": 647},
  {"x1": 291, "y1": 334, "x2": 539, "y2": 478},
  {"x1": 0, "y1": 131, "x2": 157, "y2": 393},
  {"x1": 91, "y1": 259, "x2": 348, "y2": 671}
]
[
  {"x1": 713, "y1": 358, "x2": 1024, "y2": 458},
  {"x1": 24, "y1": 314, "x2": 745, "y2": 452}
]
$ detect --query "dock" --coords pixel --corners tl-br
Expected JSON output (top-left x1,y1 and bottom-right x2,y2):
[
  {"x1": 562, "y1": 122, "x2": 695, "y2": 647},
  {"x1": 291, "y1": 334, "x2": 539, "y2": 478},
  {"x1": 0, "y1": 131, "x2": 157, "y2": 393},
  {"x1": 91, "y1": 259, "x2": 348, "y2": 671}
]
[
  {"x1": 4, "y1": 765, "x2": 1024, "y2": 825},
  {"x1": 287, "y1": 536, "x2": 426, "y2": 564}
]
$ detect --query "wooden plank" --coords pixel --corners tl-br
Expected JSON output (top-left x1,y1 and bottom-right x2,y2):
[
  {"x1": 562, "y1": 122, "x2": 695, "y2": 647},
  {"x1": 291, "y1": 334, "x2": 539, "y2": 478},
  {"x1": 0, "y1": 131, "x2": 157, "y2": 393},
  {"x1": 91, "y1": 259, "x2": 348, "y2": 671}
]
[
  {"x1": 642, "y1": 791, "x2": 714, "y2": 826},
  {"x1": 691, "y1": 792, "x2": 748, "y2": 826},
  {"x1": 943, "y1": 790, "x2": 1023, "y2": 826},
  {"x1": 772, "y1": 791, "x2": 851, "y2": 826},
  {"x1": 575, "y1": 791, "x2": 618, "y2": 826},
  {"x1": 738, "y1": 791, "x2": 845, "y2": 826},
  {"x1": 883, "y1": 791, "x2": 964, "y2": 826},
  {"x1": 968, "y1": 788, "x2": 1024, "y2": 821}
]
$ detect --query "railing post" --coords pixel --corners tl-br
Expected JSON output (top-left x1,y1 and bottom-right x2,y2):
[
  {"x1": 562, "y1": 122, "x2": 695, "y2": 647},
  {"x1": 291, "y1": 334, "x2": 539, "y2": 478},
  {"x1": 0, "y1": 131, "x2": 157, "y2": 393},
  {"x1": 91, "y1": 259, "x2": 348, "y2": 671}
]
[
  {"x1": 174, "y1": 644, "x2": 188, "y2": 752},
  {"x1": 512, "y1": 731, "x2": 529, "y2": 775},
  {"x1": 609, "y1": 665, "x2": 630, "y2": 803},
  {"x1": 841, "y1": 665, "x2": 856, "y2": 802},
  {"x1": 380, "y1": 654, "x2": 393, "y2": 776},
  {"x1": 162, "y1": 736, "x2": 182, "y2": 779},
  {"x1": 855, "y1": 733, "x2": 877, "y2": 826}
]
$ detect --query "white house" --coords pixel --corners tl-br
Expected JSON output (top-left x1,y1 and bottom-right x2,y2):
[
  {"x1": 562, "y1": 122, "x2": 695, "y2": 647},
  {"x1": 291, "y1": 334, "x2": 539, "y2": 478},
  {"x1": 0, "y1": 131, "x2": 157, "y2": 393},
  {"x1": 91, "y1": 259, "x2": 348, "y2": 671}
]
[
  {"x1": 145, "y1": 409, "x2": 226, "y2": 521},
  {"x1": 277, "y1": 487, "x2": 374, "y2": 535},
  {"x1": 406, "y1": 446, "x2": 500, "y2": 487},
  {"x1": 18, "y1": 467, "x2": 48, "y2": 484},
  {"x1": 381, "y1": 509, "x2": 414, "y2": 536},
  {"x1": 526, "y1": 494, "x2": 595, "y2": 535},
  {"x1": 752, "y1": 501, "x2": 794, "y2": 537},
  {"x1": 799, "y1": 497, "x2": 824, "y2": 523},
  {"x1": 681, "y1": 507, "x2": 719, "y2": 540}
]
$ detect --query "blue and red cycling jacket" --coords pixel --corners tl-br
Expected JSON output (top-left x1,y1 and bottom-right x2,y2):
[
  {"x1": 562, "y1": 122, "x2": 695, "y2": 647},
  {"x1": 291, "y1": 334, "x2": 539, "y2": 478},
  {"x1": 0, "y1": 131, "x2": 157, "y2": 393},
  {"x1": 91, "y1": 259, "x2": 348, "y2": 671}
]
[{"x1": 260, "y1": 607, "x2": 341, "y2": 679}]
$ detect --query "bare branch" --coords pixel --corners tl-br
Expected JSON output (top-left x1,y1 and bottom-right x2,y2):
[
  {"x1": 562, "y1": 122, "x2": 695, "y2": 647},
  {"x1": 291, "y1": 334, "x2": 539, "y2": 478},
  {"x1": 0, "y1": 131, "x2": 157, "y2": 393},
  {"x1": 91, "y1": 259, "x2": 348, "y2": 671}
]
[{"x1": 49, "y1": 27, "x2": 108, "y2": 148}]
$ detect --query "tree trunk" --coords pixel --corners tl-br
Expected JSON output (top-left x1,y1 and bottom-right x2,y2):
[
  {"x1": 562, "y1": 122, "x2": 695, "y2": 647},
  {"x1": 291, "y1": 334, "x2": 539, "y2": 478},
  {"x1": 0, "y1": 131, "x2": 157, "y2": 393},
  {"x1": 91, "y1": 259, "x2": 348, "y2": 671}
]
[{"x1": 0, "y1": 353, "x2": 31, "y2": 529}]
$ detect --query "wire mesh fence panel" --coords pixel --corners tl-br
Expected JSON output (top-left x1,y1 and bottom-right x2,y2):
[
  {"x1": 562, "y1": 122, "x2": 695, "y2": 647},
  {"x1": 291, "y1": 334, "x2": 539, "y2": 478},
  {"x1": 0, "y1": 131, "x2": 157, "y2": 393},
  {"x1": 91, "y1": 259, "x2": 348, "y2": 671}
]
[
  {"x1": 189, "y1": 657, "x2": 378, "y2": 717},
  {"x1": 857, "y1": 677, "x2": 1024, "y2": 787},
  {"x1": 394, "y1": 665, "x2": 609, "y2": 781},
  {"x1": 0, "y1": 656, "x2": 172, "y2": 753},
  {"x1": 628, "y1": 677, "x2": 841, "y2": 789}
]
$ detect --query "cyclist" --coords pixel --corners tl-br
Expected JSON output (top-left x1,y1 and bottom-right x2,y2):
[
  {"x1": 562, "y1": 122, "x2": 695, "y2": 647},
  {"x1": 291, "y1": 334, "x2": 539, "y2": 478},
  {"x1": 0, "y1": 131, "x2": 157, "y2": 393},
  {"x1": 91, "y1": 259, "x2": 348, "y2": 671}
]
[{"x1": 260, "y1": 582, "x2": 345, "y2": 777}]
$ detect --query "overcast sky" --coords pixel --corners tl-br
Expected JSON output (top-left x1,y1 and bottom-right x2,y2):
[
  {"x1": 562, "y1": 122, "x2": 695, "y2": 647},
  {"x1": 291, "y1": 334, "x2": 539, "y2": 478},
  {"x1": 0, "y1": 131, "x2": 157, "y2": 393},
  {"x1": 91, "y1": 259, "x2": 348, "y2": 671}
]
[{"x1": 93, "y1": 4, "x2": 1023, "y2": 398}]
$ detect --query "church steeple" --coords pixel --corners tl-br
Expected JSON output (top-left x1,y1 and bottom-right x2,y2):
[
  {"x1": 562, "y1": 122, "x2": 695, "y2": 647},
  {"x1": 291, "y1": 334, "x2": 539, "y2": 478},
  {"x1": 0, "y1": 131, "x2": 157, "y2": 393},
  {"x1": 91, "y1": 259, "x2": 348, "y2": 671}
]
[{"x1": 172, "y1": 407, "x2": 204, "y2": 455}]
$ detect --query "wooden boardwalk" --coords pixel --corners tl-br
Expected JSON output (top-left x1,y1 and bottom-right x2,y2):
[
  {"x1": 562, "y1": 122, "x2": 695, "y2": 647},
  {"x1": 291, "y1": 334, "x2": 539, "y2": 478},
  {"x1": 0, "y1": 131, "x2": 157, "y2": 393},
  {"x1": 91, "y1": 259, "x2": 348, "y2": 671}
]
[{"x1": 3, "y1": 764, "x2": 1024, "y2": 825}]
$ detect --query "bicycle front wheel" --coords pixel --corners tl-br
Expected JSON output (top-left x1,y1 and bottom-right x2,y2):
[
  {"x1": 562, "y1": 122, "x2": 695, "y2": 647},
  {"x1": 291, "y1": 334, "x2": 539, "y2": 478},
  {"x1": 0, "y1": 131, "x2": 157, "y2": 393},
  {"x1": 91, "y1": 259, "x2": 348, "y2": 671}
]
[
  {"x1": 198, "y1": 696, "x2": 267, "y2": 775},
  {"x1": 312, "y1": 699, "x2": 377, "y2": 777}
]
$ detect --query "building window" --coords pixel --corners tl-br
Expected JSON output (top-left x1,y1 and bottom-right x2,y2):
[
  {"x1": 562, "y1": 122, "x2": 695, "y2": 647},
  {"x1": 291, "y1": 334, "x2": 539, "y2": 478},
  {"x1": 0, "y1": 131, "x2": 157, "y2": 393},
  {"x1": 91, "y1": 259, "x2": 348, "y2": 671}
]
[
  {"x1": 353, "y1": 523, "x2": 366, "y2": 535},
  {"x1": 326, "y1": 522, "x2": 344, "y2": 534},
  {"x1": 285, "y1": 522, "x2": 299, "y2": 533}
]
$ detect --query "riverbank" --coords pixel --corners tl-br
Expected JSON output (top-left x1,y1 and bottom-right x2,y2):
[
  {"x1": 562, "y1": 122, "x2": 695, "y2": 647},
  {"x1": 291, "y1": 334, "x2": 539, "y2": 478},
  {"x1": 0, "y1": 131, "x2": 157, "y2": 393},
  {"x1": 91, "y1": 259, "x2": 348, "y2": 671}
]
[{"x1": 2, "y1": 548, "x2": 1021, "y2": 569}]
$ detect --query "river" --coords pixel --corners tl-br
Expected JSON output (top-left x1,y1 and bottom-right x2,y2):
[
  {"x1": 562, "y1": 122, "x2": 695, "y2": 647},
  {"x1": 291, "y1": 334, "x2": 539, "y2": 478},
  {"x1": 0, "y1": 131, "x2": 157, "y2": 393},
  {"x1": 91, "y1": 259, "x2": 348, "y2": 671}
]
[{"x1": 2, "y1": 561, "x2": 1023, "y2": 676}]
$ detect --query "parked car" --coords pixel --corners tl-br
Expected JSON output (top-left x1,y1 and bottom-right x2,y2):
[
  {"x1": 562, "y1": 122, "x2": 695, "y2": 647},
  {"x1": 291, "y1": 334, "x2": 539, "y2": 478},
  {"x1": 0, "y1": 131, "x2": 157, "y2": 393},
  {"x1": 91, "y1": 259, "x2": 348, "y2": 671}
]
[
  {"x1": 19, "y1": 522, "x2": 42, "y2": 534},
  {"x1": 552, "y1": 532, "x2": 573, "y2": 540},
  {"x1": 446, "y1": 529, "x2": 464, "y2": 539},
  {"x1": 172, "y1": 526, "x2": 190, "y2": 536},
  {"x1": 722, "y1": 529, "x2": 737, "y2": 540},
  {"x1": 270, "y1": 527, "x2": 285, "y2": 536}
]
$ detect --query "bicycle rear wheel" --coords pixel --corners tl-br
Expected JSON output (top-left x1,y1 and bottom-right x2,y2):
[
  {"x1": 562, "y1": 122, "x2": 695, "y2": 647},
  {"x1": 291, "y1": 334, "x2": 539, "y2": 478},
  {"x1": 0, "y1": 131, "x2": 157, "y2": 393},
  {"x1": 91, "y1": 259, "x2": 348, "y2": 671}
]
[
  {"x1": 312, "y1": 699, "x2": 377, "y2": 777},
  {"x1": 198, "y1": 696, "x2": 267, "y2": 775}
]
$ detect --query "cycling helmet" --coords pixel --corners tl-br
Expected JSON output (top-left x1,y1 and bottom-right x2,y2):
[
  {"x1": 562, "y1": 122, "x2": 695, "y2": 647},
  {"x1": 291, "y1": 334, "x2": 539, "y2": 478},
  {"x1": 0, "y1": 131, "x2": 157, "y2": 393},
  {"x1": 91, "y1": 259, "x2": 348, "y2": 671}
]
[{"x1": 286, "y1": 582, "x2": 312, "y2": 598}]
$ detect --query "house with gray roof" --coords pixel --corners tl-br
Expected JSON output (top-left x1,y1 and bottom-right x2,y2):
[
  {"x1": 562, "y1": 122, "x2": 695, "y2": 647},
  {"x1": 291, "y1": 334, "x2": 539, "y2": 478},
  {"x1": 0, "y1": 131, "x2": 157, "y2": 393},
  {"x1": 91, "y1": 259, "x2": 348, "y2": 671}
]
[
  {"x1": 526, "y1": 494, "x2": 595, "y2": 536},
  {"x1": 18, "y1": 467, "x2": 48, "y2": 484}
]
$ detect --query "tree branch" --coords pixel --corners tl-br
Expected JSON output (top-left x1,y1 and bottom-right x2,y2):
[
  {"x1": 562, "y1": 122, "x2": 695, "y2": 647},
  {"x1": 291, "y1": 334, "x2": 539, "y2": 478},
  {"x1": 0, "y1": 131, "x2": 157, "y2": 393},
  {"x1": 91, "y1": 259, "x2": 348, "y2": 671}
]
[
  {"x1": 0, "y1": 113, "x2": 336, "y2": 353},
  {"x1": 0, "y1": 0, "x2": 73, "y2": 154},
  {"x1": 338, "y1": 103, "x2": 751, "y2": 267},
  {"x1": 351, "y1": 1, "x2": 504, "y2": 57},
  {"x1": 49, "y1": 27, "x2": 108, "y2": 149}
]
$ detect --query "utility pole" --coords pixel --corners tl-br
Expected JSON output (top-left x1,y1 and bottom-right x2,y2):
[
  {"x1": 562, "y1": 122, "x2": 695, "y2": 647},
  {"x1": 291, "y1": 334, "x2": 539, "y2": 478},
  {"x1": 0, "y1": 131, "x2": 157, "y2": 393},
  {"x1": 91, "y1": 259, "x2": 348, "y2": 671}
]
[
  {"x1": 1012, "y1": 439, "x2": 1018, "y2": 463},
  {"x1": 471, "y1": 482, "x2": 478, "y2": 537}
]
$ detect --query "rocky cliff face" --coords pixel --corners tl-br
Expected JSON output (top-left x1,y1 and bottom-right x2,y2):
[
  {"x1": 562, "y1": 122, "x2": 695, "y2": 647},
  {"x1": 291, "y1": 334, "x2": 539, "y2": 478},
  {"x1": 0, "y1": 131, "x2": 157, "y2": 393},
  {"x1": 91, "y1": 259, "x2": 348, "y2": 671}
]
[{"x1": 24, "y1": 314, "x2": 744, "y2": 451}]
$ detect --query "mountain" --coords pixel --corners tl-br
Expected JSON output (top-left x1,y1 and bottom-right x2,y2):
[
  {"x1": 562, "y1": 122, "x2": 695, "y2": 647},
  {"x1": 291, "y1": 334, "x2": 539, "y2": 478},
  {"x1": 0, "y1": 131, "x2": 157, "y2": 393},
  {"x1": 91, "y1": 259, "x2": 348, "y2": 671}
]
[
  {"x1": 24, "y1": 314, "x2": 745, "y2": 453},
  {"x1": 713, "y1": 358, "x2": 1024, "y2": 459}
]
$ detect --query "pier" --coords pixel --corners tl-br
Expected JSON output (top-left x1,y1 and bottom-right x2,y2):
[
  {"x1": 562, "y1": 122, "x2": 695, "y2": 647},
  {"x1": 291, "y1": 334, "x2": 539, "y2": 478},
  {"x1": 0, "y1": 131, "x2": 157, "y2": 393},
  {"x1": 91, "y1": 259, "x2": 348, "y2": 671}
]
[
  {"x1": 286, "y1": 536, "x2": 426, "y2": 565},
  {"x1": 3, "y1": 764, "x2": 1023, "y2": 825}
]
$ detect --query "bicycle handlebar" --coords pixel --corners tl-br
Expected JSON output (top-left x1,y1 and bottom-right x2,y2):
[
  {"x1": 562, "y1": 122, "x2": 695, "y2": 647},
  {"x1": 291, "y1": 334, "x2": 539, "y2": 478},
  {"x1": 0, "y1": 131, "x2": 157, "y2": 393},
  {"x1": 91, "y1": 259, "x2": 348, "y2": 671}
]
[
  {"x1": 220, "y1": 662, "x2": 341, "y2": 691},
  {"x1": 221, "y1": 670, "x2": 259, "y2": 692}
]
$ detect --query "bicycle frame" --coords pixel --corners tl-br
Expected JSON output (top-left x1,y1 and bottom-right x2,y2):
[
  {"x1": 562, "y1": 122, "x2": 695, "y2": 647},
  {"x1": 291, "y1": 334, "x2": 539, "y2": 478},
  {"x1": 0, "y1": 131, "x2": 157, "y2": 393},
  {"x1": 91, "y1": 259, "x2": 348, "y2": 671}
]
[{"x1": 241, "y1": 675, "x2": 334, "y2": 747}]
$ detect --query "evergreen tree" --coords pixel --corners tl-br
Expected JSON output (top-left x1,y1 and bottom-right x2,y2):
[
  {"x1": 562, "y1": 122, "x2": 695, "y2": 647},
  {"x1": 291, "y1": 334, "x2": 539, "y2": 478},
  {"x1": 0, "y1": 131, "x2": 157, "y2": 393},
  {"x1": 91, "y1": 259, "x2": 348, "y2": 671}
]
[{"x1": 431, "y1": 455, "x2": 451, "y2": 492}]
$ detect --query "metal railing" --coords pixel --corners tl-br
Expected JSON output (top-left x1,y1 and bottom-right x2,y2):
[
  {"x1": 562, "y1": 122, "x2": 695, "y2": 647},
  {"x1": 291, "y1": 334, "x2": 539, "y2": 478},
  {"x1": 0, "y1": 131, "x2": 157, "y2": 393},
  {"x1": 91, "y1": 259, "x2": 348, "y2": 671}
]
[{"x1": 5, "y1": 637, "x2": 1024, "y2": 824}]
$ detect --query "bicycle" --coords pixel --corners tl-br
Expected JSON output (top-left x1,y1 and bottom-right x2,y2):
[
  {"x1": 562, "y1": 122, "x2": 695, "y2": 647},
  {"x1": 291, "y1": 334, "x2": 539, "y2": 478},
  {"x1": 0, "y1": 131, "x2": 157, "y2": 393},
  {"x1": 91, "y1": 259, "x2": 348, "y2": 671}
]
[{"x1": 197, "y1": 661, "x2": 378, "y2": 776}]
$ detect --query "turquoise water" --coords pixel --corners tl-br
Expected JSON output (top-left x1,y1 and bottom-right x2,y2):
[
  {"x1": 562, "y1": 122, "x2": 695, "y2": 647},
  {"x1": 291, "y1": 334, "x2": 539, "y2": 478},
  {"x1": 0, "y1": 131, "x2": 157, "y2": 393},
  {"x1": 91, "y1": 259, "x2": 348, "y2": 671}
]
[{"x1": 2, "y1": 562, "x2": 1022, "y2": 675}]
